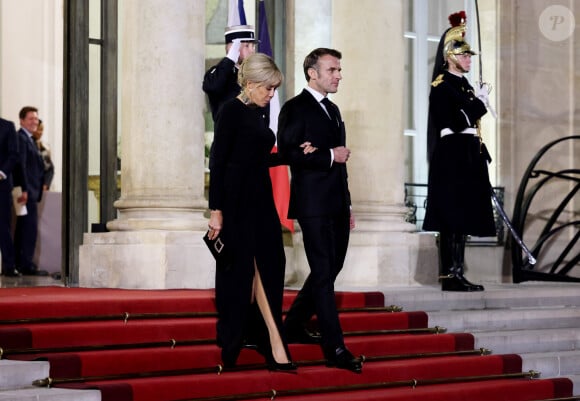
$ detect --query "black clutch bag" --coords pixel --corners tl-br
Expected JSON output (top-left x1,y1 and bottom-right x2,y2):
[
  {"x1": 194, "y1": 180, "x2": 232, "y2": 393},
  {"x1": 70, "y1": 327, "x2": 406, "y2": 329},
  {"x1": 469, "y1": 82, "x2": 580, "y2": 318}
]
[{"x1": 203, "y1": 231, "x2": 232, "y2": 270}]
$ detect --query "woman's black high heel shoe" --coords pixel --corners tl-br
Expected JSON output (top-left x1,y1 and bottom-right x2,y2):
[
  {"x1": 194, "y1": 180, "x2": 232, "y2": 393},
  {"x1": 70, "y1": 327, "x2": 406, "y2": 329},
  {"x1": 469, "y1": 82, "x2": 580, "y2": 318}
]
[
  {"x1": 267, "y1": 359, "x2": 297, "y2": 373},
  {"x1": 265, "y1": 350, "x2": 297, "y2": 373}
]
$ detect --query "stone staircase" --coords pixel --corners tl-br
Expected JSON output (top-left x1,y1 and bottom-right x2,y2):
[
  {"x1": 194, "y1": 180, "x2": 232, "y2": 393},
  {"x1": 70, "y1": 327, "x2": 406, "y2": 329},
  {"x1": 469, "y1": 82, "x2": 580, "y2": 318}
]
[
  {"x1": 378, "y1": 282, "x2": 580, "y2": 394},
  {"x1": 1, "y1": 282, "x2": 579, "y2": 400},
  {"x1": 0, "y1": 359, "x2": 100, "y2": 400}
]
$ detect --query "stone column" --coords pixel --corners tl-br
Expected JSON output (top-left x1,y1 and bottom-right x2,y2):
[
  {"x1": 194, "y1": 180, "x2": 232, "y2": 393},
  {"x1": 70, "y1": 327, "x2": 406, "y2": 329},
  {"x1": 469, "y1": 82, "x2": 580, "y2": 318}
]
[
  {"x1": 79, "y1": 0, "x2": 213, "y2": 289},
  {"x1": 288, "y1": 0, "x2": 437, "y2": 287}
]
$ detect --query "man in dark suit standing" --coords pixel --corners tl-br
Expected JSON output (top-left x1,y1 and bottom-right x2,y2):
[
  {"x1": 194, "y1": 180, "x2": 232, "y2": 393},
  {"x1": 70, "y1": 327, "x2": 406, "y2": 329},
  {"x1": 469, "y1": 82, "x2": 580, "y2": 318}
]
[
  {"x1": 278, "y1": 48, "x2": 361, "y2": 373},
  {"x1": 0, "y1": 117, "x2": 23, "y2": 276},
  {"x1": 15, "y1": 106, "x2": 46, "y2": 276}
]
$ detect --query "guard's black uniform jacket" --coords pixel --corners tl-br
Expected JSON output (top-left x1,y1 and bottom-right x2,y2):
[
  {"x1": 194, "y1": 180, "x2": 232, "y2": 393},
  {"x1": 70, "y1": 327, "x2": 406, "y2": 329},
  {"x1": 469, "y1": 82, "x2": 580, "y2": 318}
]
[
  {"x1": 203, "y1": 58, "x2": 240, "y2": 122},
  {"x1": 423, "y1": 71, "x2": 496, "y2": 236}
]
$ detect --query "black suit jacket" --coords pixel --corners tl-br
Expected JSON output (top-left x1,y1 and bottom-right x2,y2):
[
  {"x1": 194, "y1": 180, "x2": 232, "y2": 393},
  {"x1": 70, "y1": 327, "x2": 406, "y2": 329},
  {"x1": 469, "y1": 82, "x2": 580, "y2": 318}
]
[
  {"x1": 17, "y1": 129, "x2": 44, "y2": 203},
  {"x1": 278, "y1": 89, "x2": 351, "y2": 219},
  {"x1": 0, "y1": 119, "x2": 20, "y2": 192}
]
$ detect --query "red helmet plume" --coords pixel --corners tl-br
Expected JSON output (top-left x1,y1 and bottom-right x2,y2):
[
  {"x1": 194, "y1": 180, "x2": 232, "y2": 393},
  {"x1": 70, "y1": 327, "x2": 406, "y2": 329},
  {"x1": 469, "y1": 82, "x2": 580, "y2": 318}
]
[{"x1": 448, "y1": 11, "x2": 467, "y2": 28}]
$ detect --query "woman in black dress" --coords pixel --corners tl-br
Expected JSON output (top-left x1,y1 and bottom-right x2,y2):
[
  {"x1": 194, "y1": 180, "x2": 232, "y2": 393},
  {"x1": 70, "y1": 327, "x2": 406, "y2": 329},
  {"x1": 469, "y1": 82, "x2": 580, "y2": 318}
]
[
  {"x1": 208, "y1": 53, "x2": 312, "y2": 371},
  {"x1": 423, "y1": 12, "x2": 496, "y2": 292}
]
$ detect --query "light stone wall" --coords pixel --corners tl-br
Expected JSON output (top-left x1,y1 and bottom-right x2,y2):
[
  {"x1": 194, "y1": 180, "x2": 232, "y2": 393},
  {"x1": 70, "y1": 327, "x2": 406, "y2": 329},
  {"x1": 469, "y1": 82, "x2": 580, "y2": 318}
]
[
  {"x1": 0, "y1": 0, "x2": 63, "y2": 192},
  {"x1": 498, "y1": 1, "x2": 579, "y2": 275},
  {"x1": 80, "y1": 231, "x2": 215, "y2": 289}
]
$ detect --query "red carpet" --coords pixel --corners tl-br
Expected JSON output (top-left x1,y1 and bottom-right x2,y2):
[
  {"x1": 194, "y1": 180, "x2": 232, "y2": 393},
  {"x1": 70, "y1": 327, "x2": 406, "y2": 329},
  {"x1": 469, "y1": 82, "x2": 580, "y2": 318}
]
[{"x1": 0, "y1": 286, "x2": 573, "y2": 401}]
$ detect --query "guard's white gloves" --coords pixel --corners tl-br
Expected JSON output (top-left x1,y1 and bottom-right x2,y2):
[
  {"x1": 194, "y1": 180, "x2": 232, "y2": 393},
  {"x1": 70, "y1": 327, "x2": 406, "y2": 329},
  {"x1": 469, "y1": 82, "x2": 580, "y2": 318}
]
[
  {"x1": 475, "y1": 82, "x2": 497, "y2": 119},
  {"x1": 474, "y1": 82, "x2": 491, "y2": 105},
  {"x1": 226, "y1": 39, "x2": 242, "y2": 63}
]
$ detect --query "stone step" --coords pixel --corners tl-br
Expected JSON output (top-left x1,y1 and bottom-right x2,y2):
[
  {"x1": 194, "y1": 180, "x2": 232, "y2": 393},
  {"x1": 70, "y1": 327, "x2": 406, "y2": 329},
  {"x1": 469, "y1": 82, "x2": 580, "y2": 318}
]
[
  {"x1": 521, "y1": 350, "x2": 580, "y2": 377},
  {"x1": 473, "y1": 328, "x2": 580, "y2": 355},
  {"x1": 427, "y1": 306, "x2": 580, "y2": 333},
  {"x1": 564, "y1": 375, "x2": 580, "y2": 396},
  {"x1": 0, "y1": 388, "x2": 101, "y2": 401},
  {"x1": 0, "y1": 360, "x2": 48, "y2": 391},
  {"x1": 377, "y1": 282, "x2": 580, "y2": 313},
  {"x1": 373, "y1": 283, "x2": 580, "y2": 397},
  {"x1": 479, "y1": 283, "x2": 580, "y2": 310},
  {"x1": 0, "y1": 354, "x2": 101, "y2": 401}
]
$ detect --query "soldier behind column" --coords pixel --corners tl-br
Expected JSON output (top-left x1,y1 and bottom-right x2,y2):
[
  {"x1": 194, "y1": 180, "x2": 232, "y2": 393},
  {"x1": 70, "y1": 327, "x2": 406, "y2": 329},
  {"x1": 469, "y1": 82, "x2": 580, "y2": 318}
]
[
  {"x1": 202, "y1": 25, "x2": 258, "y2": 122},
  {"x1": 423, "y1": 11, "x2": 496, "y2": 292}
]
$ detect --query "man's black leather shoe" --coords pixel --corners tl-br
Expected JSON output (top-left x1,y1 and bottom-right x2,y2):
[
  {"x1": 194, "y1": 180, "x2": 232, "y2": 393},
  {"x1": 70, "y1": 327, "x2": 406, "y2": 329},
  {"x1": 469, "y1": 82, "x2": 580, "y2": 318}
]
[
  {"x1": 286, "y1": 327, "x2": 322, "y2": 344},
  {"x1": 2, "y1": 270, "x2": 22, "y2": 277},
  {"x1": 325, "y1": 346, "x2": 363, "y2": 373}
]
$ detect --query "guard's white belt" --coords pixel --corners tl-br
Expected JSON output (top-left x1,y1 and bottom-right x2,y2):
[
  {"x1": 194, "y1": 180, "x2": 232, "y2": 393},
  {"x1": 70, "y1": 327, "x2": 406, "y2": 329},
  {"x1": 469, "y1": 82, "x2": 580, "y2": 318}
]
[{"x1": 440, "y1": 128, "x2": 477, "y2": 137}]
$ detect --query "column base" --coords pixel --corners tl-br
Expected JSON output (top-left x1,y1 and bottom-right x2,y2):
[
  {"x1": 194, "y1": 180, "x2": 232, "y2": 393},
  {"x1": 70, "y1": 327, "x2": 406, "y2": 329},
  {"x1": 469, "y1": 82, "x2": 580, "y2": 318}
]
[
  {"x1": 465, "y1": 245, "x2": 510, "y2": 284},
  {"x1": 287, "y1": 230, "x2": 440, "y2": 288},
  {"x1": 79, "y1": 231, "x2": 215, "y2": 289}
]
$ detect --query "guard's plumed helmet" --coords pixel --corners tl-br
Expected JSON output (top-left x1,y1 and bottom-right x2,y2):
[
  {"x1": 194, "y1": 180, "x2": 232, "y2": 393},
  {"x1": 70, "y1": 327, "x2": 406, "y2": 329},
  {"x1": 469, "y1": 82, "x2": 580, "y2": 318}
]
[{"x1": 443, "y1": 11, "x2": 476, "y2": 65}]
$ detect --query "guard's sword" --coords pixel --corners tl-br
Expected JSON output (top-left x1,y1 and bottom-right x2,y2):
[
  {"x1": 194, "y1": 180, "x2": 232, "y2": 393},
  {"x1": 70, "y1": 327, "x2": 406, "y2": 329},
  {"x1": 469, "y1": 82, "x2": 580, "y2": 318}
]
[
  {"x1": 490, "y1": 188, "x2": 537, "y2": 265},
  {"x1": 474, "y1": 0, "x2": 484, "y2": 86},
  {"x1": 475, "y1": 0, "x2": 536, "y2": 265},
  {"x1": 474, "y1": 0, "x2": 497, "y2": 118}
]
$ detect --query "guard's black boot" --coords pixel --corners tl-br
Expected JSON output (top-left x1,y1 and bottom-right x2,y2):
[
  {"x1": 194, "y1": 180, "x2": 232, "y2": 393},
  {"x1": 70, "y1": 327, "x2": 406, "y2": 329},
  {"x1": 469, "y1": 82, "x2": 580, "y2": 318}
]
[
  {"x1": 451, "y1": 234, "x2": 484, "y2": 291},
  {"x1": 438, "y1": 233, "x2": 482, "y2": 292},
  {"x1": 441, "y1": 267, "x2": 474, "y2": 291}
]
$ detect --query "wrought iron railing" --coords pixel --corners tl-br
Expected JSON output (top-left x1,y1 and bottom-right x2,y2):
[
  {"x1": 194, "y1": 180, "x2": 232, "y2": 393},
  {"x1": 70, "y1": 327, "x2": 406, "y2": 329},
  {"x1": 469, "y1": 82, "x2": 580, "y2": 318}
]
[
  {"x1": 404, "y1": 183, "x2": 505, "y2": 246},
  {"x1": 511, "y1": 135, "x2": 580, "y2": 283}
]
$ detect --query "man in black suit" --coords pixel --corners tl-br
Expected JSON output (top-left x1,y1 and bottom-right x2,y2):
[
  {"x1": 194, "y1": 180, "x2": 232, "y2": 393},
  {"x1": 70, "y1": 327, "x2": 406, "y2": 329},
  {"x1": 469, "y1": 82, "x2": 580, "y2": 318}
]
[
  {"x1": 0, "y1": 117, "x2": 23, "y2": 276},
  {"x1": 278, "y1": 48, "x2": 361, "y2": 373},
  {"x1": 14, "y1": 106, "x2": 46, "y2": 276}
]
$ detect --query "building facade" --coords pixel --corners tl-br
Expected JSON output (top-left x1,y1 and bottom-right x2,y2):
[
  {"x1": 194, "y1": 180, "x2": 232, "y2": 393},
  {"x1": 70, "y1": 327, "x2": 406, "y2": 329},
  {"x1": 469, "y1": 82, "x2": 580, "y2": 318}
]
[{"x1": 0, "y1": 0, "x2": 577, "y2": 288}]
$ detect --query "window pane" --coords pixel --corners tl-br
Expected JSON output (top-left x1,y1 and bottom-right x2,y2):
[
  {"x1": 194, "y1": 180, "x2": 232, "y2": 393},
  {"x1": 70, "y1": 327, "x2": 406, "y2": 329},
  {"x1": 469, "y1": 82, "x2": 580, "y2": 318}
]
[
  {"x1": 428, "y1": 0, "x2": 465, "y2": 36},
  {"x1": 404, "y1": 37, "x2": 415, "y2": 131},
  {"x1": 403, "y1": 0, "x2": 414, "y2": 32},
  {"x1": 427, "y1": 40, "x2": 439, "y2": 84},
  {"x1": 89, "y1": 0, "x2": 101, "y2": 39},
  {"x1": 88, "y1": 44, "x2": 101, "y2": 226}
]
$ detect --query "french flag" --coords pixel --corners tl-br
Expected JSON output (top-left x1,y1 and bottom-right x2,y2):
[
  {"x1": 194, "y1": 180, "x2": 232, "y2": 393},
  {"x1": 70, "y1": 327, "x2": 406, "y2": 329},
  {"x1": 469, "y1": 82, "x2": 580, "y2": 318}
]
[
  {"x1": 228, "y1": 0, "x2": 247, "y2": 26},
  {"x1": 258, "y1": 0, "x2": 294, "y2": 233}
]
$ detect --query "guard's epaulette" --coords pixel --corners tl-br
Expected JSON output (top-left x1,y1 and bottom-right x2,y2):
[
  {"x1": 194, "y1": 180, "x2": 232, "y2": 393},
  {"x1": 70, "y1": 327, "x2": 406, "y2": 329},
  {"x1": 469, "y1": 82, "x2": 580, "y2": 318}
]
[{"x1": 431, "y1": 74, "x2": 444, "y2": 87}]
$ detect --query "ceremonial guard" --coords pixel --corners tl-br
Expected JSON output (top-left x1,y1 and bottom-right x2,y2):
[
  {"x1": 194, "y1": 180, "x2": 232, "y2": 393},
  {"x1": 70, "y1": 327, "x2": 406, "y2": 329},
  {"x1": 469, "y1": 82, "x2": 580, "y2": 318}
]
[
  {"x1": 202, "y1": 25, "x2": 258, "y2": 122},
  {"x1": 423, "y1": 11, "x2": 496, "y2": 292}
]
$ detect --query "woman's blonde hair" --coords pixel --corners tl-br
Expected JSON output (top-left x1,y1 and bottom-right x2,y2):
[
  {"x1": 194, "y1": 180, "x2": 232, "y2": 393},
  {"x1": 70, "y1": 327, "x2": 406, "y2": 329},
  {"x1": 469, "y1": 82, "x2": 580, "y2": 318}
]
[{"x1": 238, "y1": 52, "x2": 283, "y2": 89}]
